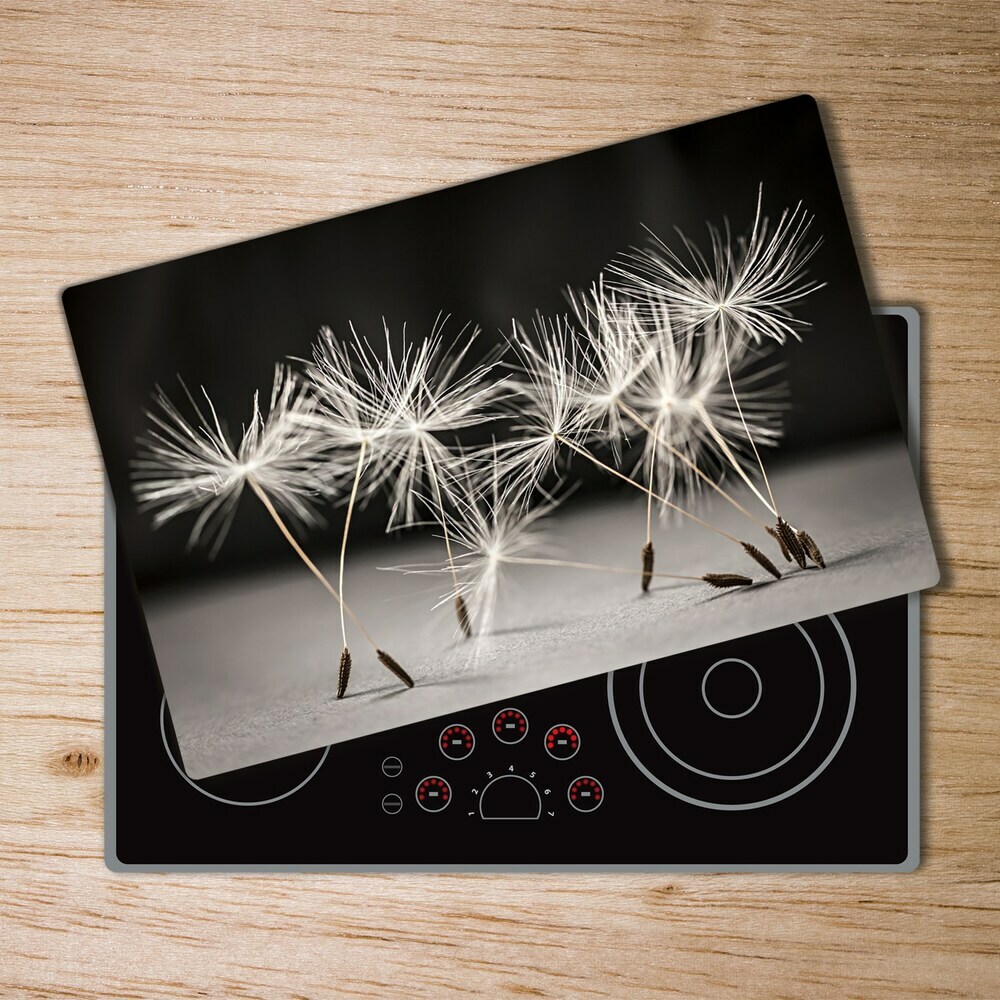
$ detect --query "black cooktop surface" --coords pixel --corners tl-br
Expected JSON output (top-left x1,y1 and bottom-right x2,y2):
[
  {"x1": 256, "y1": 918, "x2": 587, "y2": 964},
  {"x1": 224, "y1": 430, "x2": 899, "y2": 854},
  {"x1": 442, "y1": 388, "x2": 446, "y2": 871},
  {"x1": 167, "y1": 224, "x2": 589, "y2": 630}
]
[{"x1": 107, "y1": 309, "x2": 919, "y2": 871}]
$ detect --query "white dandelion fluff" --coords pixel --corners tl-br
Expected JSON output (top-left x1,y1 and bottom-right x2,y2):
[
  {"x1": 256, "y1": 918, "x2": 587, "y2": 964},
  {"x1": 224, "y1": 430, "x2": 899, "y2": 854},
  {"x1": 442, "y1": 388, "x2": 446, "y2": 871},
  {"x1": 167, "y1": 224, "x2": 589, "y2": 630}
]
[
  {"x1": 131, "y1": 365, "x2": 327, "y2": 558},
  {"x1": 618, "y1": 297, "x2": 787, "y2": 584},
  {"x1": 379, "y1": 455, "x2": 560, "y2": 638},
  {"x1": 608, "y1": 186, "x2": 819, "y2": 510},
  {"x1": 609, "y1": 186, "x2": 827, "y2": 570},
  {"x1": 623, "y1": 295, "x2": 707, "y2": 503},
  {"x1": 565, "y1": 275, "x2": 654, "y2": 446},
  {"x1": 306, "y1": 315, "x2": 503, "y2": 652},
  {"x1": 305, "y1": 321, "x2": 419, "y2": 502},
  {"x1": 622, "y1": 294, "x2": 786, "y2": 505},
  {"x1": 611, "y1": 184, "x2": 825, "y2": 345},
  {"x1": 441, "y1": 465, "x2": 562, "y2": 637},
  {"x1": 380, "y1": 317, "x2": 506, "y2": 529},
  {"x1": 306, "y1": 315, "x2": 502, "y2": 526},
  {"x1": 436, "y1": 471, "x2": 754, "y2": 631},
  {"x1": 132, "y1": 365, "x2": 413, "y2": 697},
  {"x1": 491, "y1": 316, "x2": 594, "y2": 498},
  {"x1": 494, "y1": 305, "x2": 783, "y2": 583},
  {"x1": 385, "y1": 454, "x2": 756, "y2": 632}
]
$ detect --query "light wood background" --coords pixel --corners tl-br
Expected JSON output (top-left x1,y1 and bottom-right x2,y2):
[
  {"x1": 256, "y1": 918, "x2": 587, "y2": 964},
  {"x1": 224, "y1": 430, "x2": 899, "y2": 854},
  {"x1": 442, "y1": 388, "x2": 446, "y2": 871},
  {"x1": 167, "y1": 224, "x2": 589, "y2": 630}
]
[{"x1": 2, "y1": 2, "x2": 998, "y2": 996}]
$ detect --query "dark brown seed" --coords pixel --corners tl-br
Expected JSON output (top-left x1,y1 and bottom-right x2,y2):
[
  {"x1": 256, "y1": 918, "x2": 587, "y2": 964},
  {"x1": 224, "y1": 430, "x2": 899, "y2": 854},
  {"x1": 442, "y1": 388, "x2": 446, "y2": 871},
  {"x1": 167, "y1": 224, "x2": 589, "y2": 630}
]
[
  {"x1": 797, "y1": 529, "x2": 826, "y2": 569},
  {"x1": 741, "y1": 541, "x2": 782, "y2": 580},
  {"x1": 455, "y1": 594, "x2": 473, "y2": 637},
  {"x1": 337, "y1": 647, "x2": 352, "y2": 700},
  {"x1": 776, "y1": 518, "x2": 807, "y2": 569},
  {"x1": 377, "y1": 649, "x2": 415, "y2": 688},
  {"x1": 702, "y1": 573, "x2": 754, "y2": 589},
  {"x1": 766, "y1": 523, "x2": 792, "y2": 562},
  {"x1": 641, "y1": 541, "x2": 654, "y2": 592}
]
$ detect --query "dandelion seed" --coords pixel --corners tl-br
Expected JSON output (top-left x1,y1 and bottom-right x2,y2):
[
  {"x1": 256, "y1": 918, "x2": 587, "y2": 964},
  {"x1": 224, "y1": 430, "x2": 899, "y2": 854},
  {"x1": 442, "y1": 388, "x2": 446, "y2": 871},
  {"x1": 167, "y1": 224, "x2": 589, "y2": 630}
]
[
  {"x1": 307, "y1": 315, "x2": 497, "y2": 515},
  {"x1": 377, "y1": 649, "x2": 416, "y2": 688},
  {"x1": 620, "y1": 293, "x2": 786, "y2": 511},
  {"x1": 383, "y1": 445, "x2": 566, "y2": 637},
  {"x1": 611, "y1": 186, "x2": 827, "y2": 563},
  {"x1": 766, "y1": 523, "x2": 791, "y2": 562},
  {"x1": 774, "y1": 516, "x2": 808, "y2": 570},
  {"x1": 702, "y1": 573, "x2": 754, "y2": 589},
  {"x1": 499, "y1": 315, "x2": 783, "y2": 583},
  {"x1": 337, "y1": 648, "x2": 352, "y2": 700},
  {"x1": 439, "y1": 464, "x2": 561, "y2": 637},
  {"x1": 491, "y1": 316, "x2": 593, "y2": 498},
  {"x1": 132, "y1": 366, "x2": 412, "y2": 695},
  {"x1": 623, "y1": 295, "x2": 713, "y2": 505},
  {"x1": 306, "y1": 316, "x2": 501, "y2": 656},
  {"x1": 796, "y1": 528, "x2": 826, "y2": 569},
  {"x1": 500, "y1": 555, "x2": 749, "y2": 591},
  {"x1": 492, "y1": 557, "x2": 753, "y2": 587},
  {"x1": 740, "y1": 541, "x2": 782, "y2": 581},
  {"x1": 385, "y1": 462, "x2": 752, "y2": 633},
  {"x1": 565, "y1": 276, "x2": 654, "y2": 446},
  {"x1": 132, "y1": 366, "x2": 327, "y2": 556},
  {"x1": 561, "y1": 288, "x2": 664, "y2": 589},
  {"x1": 566, "y1": 282, "x2": 785, "y2": 585},
  {"x1": 640, "y1": 541, "x2": 655, "y2": 592},
  {"x1": 455, "y1": 593, "x2": 473, "y2": 637}
]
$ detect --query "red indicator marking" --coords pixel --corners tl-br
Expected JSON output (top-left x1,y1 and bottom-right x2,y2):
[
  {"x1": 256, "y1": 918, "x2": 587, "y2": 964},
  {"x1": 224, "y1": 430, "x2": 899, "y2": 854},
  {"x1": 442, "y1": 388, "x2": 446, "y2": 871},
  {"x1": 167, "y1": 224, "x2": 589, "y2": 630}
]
[{"x1": 545, "y1": 724, "x2": 581, "y2": 759}]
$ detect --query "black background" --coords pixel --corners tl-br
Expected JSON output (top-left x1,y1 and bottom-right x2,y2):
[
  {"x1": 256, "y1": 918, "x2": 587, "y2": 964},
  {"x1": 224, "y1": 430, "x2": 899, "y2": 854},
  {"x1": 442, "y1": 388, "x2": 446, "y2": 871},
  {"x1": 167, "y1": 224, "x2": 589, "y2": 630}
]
[{"x1": 65, "y1": 96, "x2": 904, "y2": 589}]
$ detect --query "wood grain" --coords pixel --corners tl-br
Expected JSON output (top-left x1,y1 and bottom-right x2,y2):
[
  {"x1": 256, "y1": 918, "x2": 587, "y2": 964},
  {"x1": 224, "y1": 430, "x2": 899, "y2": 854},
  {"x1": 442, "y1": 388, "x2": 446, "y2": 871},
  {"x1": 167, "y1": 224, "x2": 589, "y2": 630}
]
[{"x1": 1, "y1": 1, "x2": 998, "y2": 996}]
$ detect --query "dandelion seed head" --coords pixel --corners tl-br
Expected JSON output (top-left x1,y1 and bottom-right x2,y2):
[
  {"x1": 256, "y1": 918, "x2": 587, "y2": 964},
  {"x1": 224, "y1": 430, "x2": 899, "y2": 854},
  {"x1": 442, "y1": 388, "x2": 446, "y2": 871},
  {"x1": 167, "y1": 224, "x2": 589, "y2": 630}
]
[
  {"x1": 439, "y1": 465, "x2": 562, "y2": 637},
  {"x1": 622, "y1": 294, "x2": 786, "y2": 506},
  {"x1": 382, "y1": 454, "x2": 562, "y2": 637},
  {"x1": 565, "y1": 275, "x2": 654, "y2": 444},
  {"x1": 306, "y1": 315, "x2": 502, "y2": 527},
  {"x1": 131, "y1": 365, "x2": 328, "y2": 558},
  {"x1": 492, "y1": 316, "x2": 592, "y2": 497},
  {"x1": 610, "y1": 185, "x2": 825, "y2": 345}
]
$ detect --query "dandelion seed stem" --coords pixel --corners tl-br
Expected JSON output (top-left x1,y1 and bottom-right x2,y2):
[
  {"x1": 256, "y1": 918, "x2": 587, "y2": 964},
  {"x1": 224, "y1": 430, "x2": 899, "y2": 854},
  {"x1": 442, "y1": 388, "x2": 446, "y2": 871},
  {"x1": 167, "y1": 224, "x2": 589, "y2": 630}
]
[
  {"x1": 644, "y1": 446, "x2": 654, "y2": 546},
  {"x1": 693, "y1": 401, "x2": 777, "y2": 518},
  {"x1": 424, "y1": 445, "x2": 470, "y2": 635},
  {"x1": 338, "y1": 440, "x2": 368, "y2": 651},
  {"x1": 555, "y1": 435, "x2": 742, "y2": 545},
  {"x1": 719, "y1": 311, "x2": 780, "y2": 515},
  {"x1": 618, "y1": 400, "x2": 770, "y2": 530},
  {"x1": 424, "y1": 451, "x2": 459, "y2": 590},
  {"x1": 246, "y1": 476, "x2": 377, "y2": 651}
]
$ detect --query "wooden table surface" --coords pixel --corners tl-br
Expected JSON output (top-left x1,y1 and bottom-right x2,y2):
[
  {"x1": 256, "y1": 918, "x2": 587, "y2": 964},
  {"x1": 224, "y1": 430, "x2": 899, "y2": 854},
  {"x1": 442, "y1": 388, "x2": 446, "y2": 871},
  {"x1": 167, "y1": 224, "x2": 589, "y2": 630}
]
[{"x1": 2, "y1": 2, "x2": 998, "y2": 996}]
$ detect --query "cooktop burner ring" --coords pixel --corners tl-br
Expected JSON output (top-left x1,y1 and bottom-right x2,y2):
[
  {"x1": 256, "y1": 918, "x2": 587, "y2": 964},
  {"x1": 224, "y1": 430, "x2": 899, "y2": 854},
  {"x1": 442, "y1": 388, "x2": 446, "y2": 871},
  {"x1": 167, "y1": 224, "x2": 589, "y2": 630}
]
[
  {"x1": 159, "y1": 696, "x2": 330, "y2": 807},
  {"x1": 700, "y1": 658, "x2": 763, "y2": 719},
  {"x1": 638, "y1": 622, "x2": 826, "y2": 782},
  {"x1": 609, "y1": 614, "x2": 857, "y2": 811}
]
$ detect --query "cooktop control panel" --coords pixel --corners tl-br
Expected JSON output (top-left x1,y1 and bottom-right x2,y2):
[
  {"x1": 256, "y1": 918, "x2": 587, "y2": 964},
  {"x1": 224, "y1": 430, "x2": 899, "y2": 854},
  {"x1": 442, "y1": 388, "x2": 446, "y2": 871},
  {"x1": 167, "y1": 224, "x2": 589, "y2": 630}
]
[{"x1": 380, "y1": 710, "x2": 600, "y2": 821}]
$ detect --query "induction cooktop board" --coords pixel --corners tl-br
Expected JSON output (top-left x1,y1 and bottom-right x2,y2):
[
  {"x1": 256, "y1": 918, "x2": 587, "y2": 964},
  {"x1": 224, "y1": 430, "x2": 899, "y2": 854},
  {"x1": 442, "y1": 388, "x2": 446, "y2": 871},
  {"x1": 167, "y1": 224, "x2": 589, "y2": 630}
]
[{"x1": 104, "y1": 307, "x2": 921, "y2": 872}]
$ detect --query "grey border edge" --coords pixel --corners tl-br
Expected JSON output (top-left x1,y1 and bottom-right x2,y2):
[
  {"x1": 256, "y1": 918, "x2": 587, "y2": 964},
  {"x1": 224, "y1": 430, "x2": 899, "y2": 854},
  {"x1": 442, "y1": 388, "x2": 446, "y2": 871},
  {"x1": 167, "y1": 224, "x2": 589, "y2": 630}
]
[
  {"x1": 104, "y1": 306, "x2": 922, "y2": 873},
  {"x1": 873, "y1": 304, "x2": 921, "y2": 873},
  {"x1": 105, "y1": 491, "x2": 120, "y2": 870}
]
